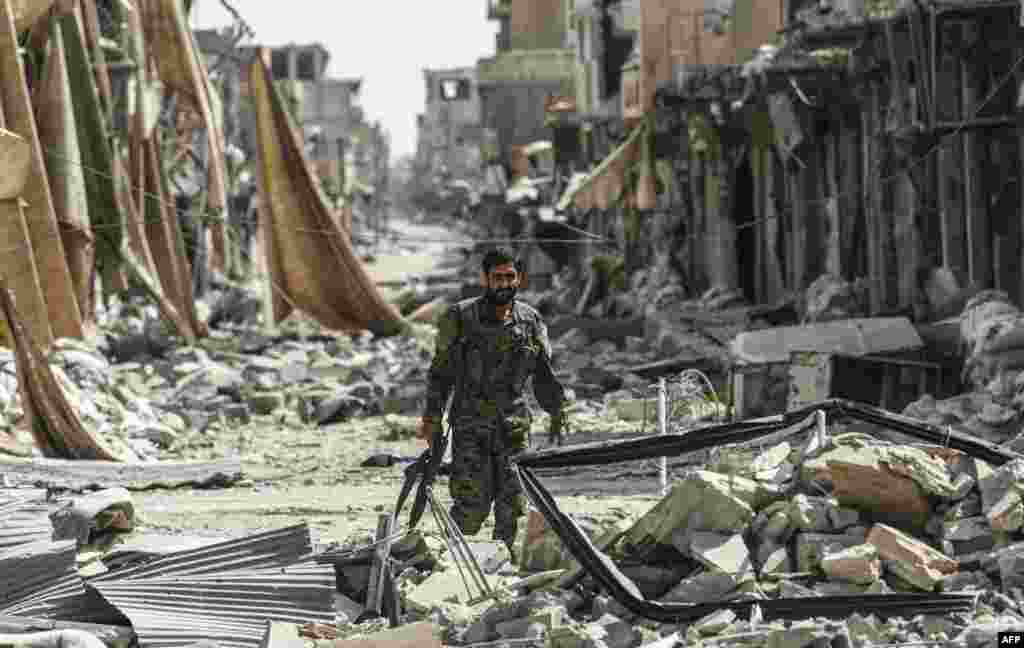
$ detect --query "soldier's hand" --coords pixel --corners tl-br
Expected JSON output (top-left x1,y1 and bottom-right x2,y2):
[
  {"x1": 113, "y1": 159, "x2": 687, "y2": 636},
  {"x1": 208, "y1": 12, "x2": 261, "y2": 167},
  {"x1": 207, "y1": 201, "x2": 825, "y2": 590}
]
[{"x1": 418, "y1": 416, "x2": 440, "y2": 449}]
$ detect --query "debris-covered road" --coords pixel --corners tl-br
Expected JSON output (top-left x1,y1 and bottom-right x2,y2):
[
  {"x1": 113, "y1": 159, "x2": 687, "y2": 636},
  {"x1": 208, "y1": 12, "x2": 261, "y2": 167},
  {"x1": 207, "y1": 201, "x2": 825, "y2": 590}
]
[{"x1": 4, "y1": 217, "x2": 1024, "y2": 648}]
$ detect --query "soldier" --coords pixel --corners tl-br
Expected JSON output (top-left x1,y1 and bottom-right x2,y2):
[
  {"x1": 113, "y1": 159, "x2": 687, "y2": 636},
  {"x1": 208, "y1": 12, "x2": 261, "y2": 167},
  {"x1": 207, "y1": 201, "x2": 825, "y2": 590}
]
[{"x1": 417, "y1": 247, "x2": 568, "y2": 562}]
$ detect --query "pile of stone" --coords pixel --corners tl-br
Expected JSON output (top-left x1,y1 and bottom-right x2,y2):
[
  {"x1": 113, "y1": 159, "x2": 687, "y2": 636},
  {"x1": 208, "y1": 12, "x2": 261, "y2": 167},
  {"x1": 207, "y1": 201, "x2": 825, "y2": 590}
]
[
  {"x1": 0, "y1": 300, "x2": 438, "y2": 461},
  {"x1": 379, "y1": 422, "x2": 1024, "y2": 647},
  {"x1": 905, "y1": 290, "x2": 1024, "y2": 450}
]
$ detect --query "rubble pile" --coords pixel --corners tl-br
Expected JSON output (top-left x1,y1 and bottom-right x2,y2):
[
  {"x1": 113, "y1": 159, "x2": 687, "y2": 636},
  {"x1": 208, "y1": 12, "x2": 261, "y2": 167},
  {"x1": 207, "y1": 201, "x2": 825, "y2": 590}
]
[
  {"x1": 906, "y1": 290, "x2": 1024, "y2": 450},
  {"x1": 0, "y1": 297, "x2": 438, "y2": 463},
  {"x1": 482, "y1": 422, "x2": 1024, "y2": 648}
]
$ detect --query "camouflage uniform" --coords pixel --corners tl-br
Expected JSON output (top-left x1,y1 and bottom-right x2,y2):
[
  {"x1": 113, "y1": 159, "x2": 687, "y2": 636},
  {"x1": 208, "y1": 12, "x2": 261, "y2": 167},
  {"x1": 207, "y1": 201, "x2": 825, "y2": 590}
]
[{"x1": 424, "y1": 296, "x2": 566, "y2": 546}]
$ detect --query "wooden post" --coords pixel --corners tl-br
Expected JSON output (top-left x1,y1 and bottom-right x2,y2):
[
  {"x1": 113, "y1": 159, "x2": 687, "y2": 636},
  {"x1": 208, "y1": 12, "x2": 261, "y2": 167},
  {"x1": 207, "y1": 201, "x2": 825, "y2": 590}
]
[
  {"x1": 365, "y1": 513, "x2": 395, "y2": 619},
  {"x1": 691, "y1": 149, "x2": 706, "y2": 292},
  {"x1": 863, "y1": 78, "x2": 883, "y2": 314},
  {"x1": 961, "y1": 20, "x2": 992, "y2": 289},
  {"x1": 838, "y1": 124, "x2": 861, "y2": 278},
  {"x1": 762, "y1": 147, "x2": 785, "y2": 301},
  {"x1": 937, "y1": 20, "x2": 967, "y2": 275},
  {"x1": 824, "y1": 128, "x2": 842, "y2": 278},
  {"x1": 788, "y1": 167, "x2": 806, "y2": 292}
]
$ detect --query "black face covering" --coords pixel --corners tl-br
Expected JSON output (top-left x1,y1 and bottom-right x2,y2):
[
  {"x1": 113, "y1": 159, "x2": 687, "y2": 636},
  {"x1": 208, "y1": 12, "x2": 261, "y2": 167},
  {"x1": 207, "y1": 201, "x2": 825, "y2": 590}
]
[{"x1": 485, "y1": 286, "x2": 517, "y2": 306}]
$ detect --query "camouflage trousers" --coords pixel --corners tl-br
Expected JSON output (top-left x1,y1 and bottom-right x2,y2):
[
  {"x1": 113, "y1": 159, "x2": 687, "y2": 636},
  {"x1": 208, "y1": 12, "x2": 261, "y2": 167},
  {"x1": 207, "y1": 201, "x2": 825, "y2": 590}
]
[{"x1": 448, "y1": 412, "x2": 531, "y2": 546}]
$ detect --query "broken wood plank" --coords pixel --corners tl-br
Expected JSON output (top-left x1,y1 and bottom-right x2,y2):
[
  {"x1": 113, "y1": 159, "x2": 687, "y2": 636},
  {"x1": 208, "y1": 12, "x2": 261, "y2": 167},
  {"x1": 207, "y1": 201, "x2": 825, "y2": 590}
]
[
  {"x1": 824, "y1": 128, "x2": 841, "y2": 278},
  {"x1": 0, "y1": 457, "x2": 243, "y2": 491},
  {"x1": 331, "y1": 622, "x2": 441, "y2": 648},
  {"x1": 363, "y1": 513, "x2": 394, "y2": 619},
  {"x1": 0, "y1": 615, "x2": 135, "y2": 648},
  {"x1": 864, "y1": 79, "x2": 884, "y2": 313}
]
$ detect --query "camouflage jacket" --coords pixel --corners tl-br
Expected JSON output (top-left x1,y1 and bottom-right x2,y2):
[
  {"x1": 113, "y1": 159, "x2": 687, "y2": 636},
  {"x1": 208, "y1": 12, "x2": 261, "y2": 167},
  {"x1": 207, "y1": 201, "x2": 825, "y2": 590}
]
[{"x1": 423, "y1": 297, "x2": 566, "y2": 422}]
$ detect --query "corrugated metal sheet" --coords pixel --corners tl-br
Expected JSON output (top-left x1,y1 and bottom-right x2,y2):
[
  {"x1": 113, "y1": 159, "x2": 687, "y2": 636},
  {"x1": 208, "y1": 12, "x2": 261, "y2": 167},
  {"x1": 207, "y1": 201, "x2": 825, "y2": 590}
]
[
  {"x1": 91, "y1": 560, "x2": 337, "y2": 648},
  {"x1": 0, "y1": 540, "x2": 86, "y2": 617},
  {"x1": 0, "y1": 489, "x2": 54, "y2": 551},
  {"x1": 90, "y1": 523, "x2": 316, "y2": 582},
  {"x1": 100, "y1": 534, "x2": 233, "y2": 572}
]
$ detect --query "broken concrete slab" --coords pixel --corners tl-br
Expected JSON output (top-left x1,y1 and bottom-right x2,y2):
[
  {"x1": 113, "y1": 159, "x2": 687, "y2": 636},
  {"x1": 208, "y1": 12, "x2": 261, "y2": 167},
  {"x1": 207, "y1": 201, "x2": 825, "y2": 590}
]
[
  {"x1": 820, "y1": 544, "x2": 881, "y2": 584},
  {"x1": 687, "y1": 532, "x2": 754, "y2": 582},
  {"x1": 757, "y1": 543, "x2": 791, "y2": 576},
  {"x1": 867, "y1": 524, "x2": 958, "y2": 591},
  {"x1": 623, "y1": 470, "x2": 774, "y2": 550},
  {"x1": 794, "y1": 532, "x2": 867, "y2": 573},
  {"x1": 693, "y1": 609, "x2": 736, "y2": 636},
  {"x1": 402, "y1": 567, "x2": 499, "y2": 611},
  {"x1": 658, "y1": 570, "x2": 738, "y2": 604},
  {"x1": 807, "y1": 444, "x2": 933, "y2": 529},
  {"x1": 259, "y1": 621, "x2": 304, "y2": 648},
  {"x1": 788, "y1": 495, "x2": 838, "y2": 533},
  {"x1": 988, "y1": 489, "x2": 1024, "y2": 533},
  {"x1": 942, "y1": 516, "x2": 996, "y2": 555},
  {"x1": 882, "y1": 446, "x2": 959, "y2": 499},
  {"x1": 619, "y1": 564, "x2": 693, "y2": 600}
]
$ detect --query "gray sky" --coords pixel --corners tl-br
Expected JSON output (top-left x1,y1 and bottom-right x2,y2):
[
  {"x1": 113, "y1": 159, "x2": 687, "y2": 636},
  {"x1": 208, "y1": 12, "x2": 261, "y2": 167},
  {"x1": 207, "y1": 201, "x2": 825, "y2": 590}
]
[{"x1": 191, "y1": 1, "x2": 498, "y2": 163}]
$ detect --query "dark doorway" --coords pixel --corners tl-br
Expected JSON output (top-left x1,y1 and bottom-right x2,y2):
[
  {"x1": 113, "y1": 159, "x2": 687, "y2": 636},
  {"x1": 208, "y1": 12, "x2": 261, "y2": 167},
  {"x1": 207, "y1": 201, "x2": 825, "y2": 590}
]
[{"x1": 734, "y1": 154, "x2": 757, "y2": 302}]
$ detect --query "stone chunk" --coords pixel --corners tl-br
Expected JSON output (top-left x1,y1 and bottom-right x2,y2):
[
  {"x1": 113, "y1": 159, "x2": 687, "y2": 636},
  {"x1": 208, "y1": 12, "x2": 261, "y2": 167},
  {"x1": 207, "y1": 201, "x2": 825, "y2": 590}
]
[
  {"x1": 808, "y1": 445, "x2": 933, "y2": 530},
  {"x1": 260, "y1": 621, "x2": 303, "y2": 648},
  {"x1": 939, "y1": 571, "x2": 992, "y2": 592},
  {"x1": 942, "y1": 516, "x2": 995, "y2": 555},
  {"x1": 988, "y1": 488, "x2": 1024, "y2": 533},
  {"x1": 883, "y1": 446, "x2": 959, "y2": 498},
  {"x1": 623, "y1": 470, "x2": 773, "y2": 550},
  {"x1": 688, "y1": 532, "x2": 754, "y2": 582},
  {"x1": 794, "y1": 533, "x2": 866, "y2": 573},
  {"x1": 758, "y1": 543, "x2": 791, "y2": 576},
  {"x1": 788, "y1": 495, "x2": 835, "y2": 532},
  {"x1": 658, "y1": 570, "x2": 737, "y2": 604},
  {"x1": 593, "y1": 614, "x2": 640, "y2": 648},
  {"x1": 820, "y1": 544, "x2": 881, "y2": 584},
  {"x1": 866, "y1": 524, "x2": 958, "y2": 591},
  {"x1": 693, "y1": 609, "x2": 737, "y2": 636}
]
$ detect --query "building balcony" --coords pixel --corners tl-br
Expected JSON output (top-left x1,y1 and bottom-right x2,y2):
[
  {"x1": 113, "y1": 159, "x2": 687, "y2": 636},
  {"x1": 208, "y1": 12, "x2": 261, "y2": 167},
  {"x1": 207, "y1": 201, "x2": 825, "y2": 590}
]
[{"x1": 486, "y1": 0, "x2": 511, "y2": 21}]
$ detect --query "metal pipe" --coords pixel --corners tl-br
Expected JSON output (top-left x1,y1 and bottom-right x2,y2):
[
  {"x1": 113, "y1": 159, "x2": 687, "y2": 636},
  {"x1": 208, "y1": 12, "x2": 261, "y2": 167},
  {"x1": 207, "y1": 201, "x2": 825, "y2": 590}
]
[{"x1": 658, "y1": 377, "x2": 668, "y2": 496}]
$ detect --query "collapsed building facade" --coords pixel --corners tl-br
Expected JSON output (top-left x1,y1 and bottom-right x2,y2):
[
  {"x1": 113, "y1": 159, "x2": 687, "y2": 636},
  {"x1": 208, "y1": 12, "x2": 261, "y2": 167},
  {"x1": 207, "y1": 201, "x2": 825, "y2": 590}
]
[{"x1": 559, "y1": 0, "x2": 1024, "y2": 314}]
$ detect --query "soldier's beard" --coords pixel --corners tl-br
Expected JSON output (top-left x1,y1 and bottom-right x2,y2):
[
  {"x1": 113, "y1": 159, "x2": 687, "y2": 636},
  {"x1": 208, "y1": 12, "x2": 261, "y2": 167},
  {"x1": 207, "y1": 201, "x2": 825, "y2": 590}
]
[{"x1": 485, "y1": 287, "x2": 517, "y2": 305}]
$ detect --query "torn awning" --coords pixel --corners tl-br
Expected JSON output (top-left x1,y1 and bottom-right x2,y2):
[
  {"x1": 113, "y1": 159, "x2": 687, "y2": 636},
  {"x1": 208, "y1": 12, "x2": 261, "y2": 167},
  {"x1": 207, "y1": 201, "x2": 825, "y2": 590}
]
[
  {"x1": 556, "y1": 121, "x2": 645, "y2": 211},
  {"x1": 250, "y1": 50, "x2": 405, "y2": 336}
]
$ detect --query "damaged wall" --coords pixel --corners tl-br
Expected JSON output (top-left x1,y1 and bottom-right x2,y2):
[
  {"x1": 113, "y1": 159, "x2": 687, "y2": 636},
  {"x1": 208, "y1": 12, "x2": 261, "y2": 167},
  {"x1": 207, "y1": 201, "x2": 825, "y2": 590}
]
[{"x1": 646, "y1": 0, "x2": 1024, "y2": 317}]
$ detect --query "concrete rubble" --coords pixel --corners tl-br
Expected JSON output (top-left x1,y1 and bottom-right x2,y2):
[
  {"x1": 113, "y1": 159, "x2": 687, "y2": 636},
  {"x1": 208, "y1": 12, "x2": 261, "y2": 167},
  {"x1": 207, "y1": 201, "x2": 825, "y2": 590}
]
[{"x1": 4, "y1": 253, "x2": 1024, "y2": 648}]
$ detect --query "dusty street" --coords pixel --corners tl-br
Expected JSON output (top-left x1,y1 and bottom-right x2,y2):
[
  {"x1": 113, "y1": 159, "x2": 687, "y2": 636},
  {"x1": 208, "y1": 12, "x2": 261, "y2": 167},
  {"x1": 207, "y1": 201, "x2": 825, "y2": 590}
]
[{"x1": 129, "y1": 214, "x2": 658, "y2": 546}]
